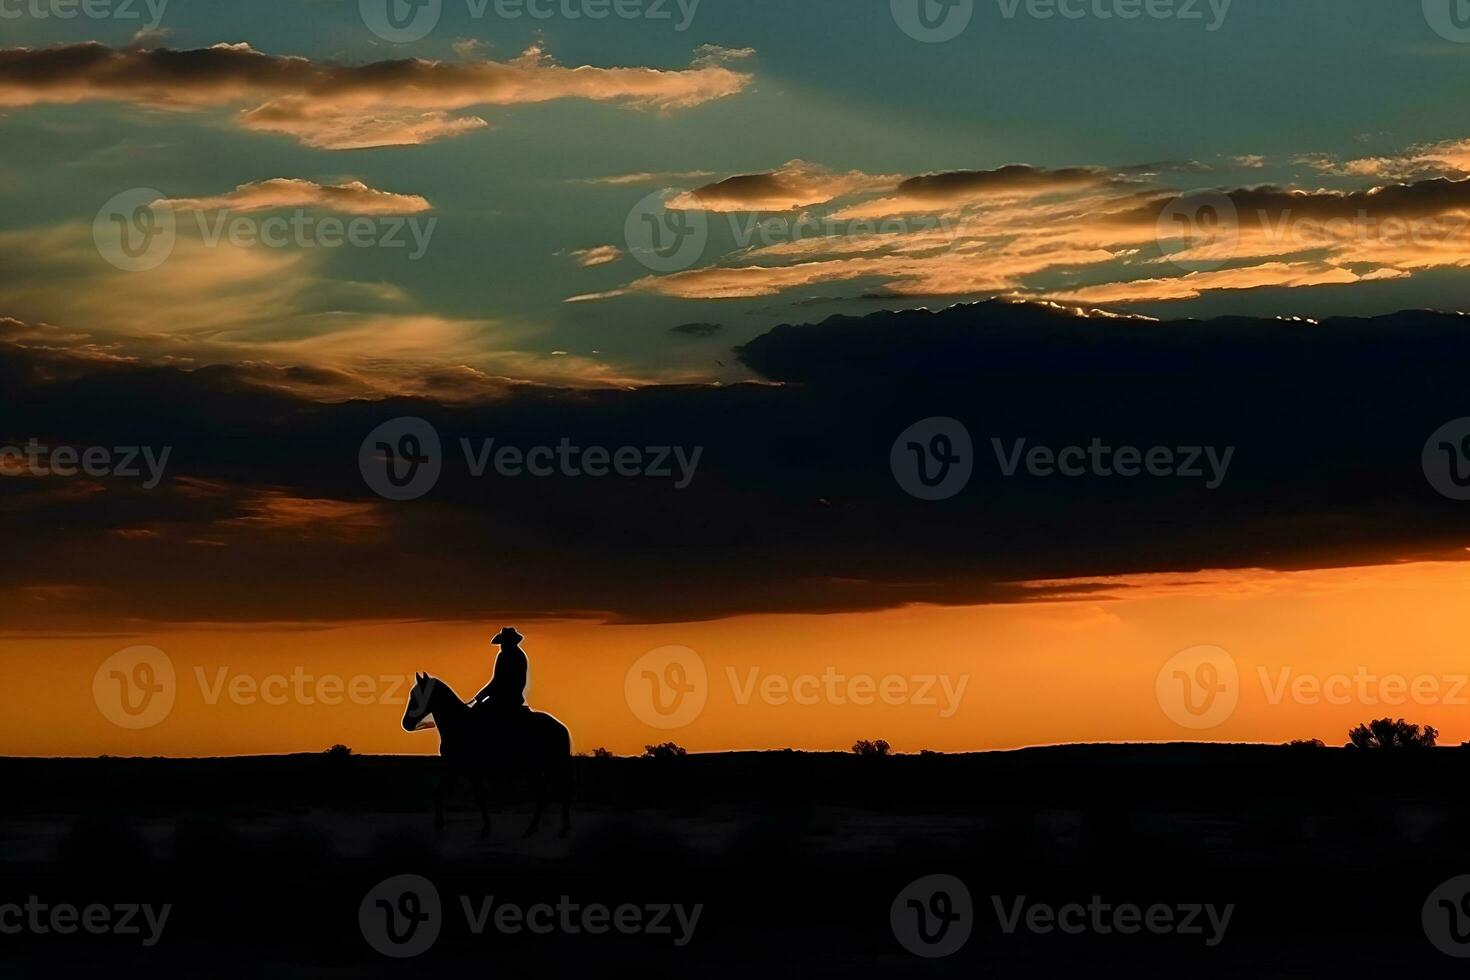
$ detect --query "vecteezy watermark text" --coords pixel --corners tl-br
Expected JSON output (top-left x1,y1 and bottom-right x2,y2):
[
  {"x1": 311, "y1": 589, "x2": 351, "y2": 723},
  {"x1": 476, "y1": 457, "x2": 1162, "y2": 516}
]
[
  {"x1": 359, "y1": 875, "x2": 701, "y2": 958},
  {"x1": 360, "y1": 0, "x2": 700, "y2": 43},
  {"x1": 358, "y1": 417, "x2": 704, "y2": 501},
  {"x1": 0, "y1": 440, "x2": 170, "y2": 488},
  {"x1": 726, "y1": 666, "x2": 968, "y2": 718},
  {"x1": 892, "y1": 0, "x2": 1230, "y2": 43},
  {"x1": 461, "y1": 438, "x2": 702, "y2": 488},
  {"x1": 891, "y1": 418, "x2": 1236, "y2": 501},
  {"x1": 624, "y1": 646, "x2": 970, "y2": 729},
  {"x1": 1156, "y1": 644, "x2": 1470, "y2": 730},
  {"x1": 890, "y1": 875, "x2": 1233, "y2": 958},
  {"x1": 94, "y1": 189, "x2": 436, "y2": 273},
  {"x1": 992, "y1": 437, "x2": 1234, "y2": 489},
  {"x1": 991, "y1": 895, "x2": 1233, "y2": 946},
  {"x1": 93, "y1": 645, "x2": 416, "y2": 730},
  {"x1": 0, "y1": 898, "x2": 171, "y2": 947},
  {"x1": 0, "y1": 0, "x2": 166, "y2": 26}
]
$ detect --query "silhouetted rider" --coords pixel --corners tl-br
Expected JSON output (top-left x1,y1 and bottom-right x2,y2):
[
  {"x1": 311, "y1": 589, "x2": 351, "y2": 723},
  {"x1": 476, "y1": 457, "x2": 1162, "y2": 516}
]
[{"x1": 471, "y1": 627, "x2": 528, "y2": 712}]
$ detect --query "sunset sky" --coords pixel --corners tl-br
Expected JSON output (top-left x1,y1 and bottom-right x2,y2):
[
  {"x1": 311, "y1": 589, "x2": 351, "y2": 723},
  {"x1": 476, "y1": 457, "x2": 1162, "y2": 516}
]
[{"x1": 5, "y1": 0, "x2": 1470, "y2": 756}]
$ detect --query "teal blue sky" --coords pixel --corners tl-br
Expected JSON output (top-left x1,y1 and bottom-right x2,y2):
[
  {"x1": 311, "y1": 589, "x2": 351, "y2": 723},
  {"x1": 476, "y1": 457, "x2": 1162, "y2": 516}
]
[{"x1": 4, "y1": 0, "x2": 1470, "y2": 393}]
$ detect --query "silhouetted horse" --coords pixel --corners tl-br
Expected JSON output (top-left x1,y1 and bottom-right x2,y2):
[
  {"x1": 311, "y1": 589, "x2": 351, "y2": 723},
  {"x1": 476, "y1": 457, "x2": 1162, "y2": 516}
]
[{"x1": 402, "y1": 673, "x2": 573, "y2": 837}]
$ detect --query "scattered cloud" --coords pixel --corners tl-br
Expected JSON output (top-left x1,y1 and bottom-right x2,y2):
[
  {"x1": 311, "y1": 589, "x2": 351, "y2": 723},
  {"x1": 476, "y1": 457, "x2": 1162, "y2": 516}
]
[
  {"x1": 575, "y1": 153, "x2": 1470, "y2": 307},
  {"x1": 575, "y1": 170, "x2": 716, "y2": 186},
  {"x1": 0, "y1": 42, "x2": 755, "y2": 149},
  {"x1": 667, "y1": 160, "x2": 897, "y2": 212},
  {"x1": 159, "y1": 178, "x2": 431, "y2": 214},
  {"x1": 565, "y1": 244, "x2": 624, "y2": 267}
]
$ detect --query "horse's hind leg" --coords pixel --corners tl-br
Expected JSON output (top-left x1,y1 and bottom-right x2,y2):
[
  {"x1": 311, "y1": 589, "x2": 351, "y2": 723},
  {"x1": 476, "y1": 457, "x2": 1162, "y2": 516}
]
[
  {"x1": 558, "y1": 759, "x2": 573, "y2": 837},
  {"x1": 523, "y1": 771, "x2": 547, "y2": 837},
  {"x1": 434, "y1": 769, "x2": 459, "y2": 833},
  {"x1": 472, "y1": 776, "x2": 491, "y2": 838}
]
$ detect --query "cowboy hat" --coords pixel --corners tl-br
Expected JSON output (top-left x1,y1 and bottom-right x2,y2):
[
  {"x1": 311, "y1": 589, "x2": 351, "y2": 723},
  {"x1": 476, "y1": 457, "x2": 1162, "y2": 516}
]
[{"x1": 491, "y1": 626, "x2": 524, "y2": 645}]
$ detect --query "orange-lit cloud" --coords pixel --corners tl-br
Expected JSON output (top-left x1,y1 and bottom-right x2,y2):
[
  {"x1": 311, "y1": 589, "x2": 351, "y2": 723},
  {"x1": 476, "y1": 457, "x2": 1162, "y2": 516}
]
[
  {"x1": 667, "y1": 160, "x2": 898, "y2": 212},
  {"x1": 219, "y1": 490, "x2": 385, "y2": 538},
  {"x1": 575, "y1": 153, "x2": 1470, "y2": 306},
  {"x1": 565, "y1": 245, "x2": 624, "y2": 267},
  {"x1": 830, "y1": 164, "x2": 1111, "y2": 219},
  {"x1": 0, "y1": 42, "x2": 755, "y2": 149},
  {"x1": 0, "y1": 222, "x2": 690, "y2": 399},
  {"x1": 159, "y1": 179, "x2": 431, "y2": 214},
  {"x1": 575, "y1": 170, "x2": 716, "y2": 186}
]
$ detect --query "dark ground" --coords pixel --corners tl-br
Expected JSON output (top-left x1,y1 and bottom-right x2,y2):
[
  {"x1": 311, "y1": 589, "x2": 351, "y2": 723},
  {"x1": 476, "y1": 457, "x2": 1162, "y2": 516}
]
[{"x1": 2, "y1": 744, "x2": 1469, "y2": 976}]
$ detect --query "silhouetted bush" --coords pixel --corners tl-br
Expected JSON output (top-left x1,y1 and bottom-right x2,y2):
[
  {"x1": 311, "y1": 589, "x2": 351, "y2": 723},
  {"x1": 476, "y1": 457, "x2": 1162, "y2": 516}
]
[
  {"x1": 1285, "y1": 739, "x2": 1326, "y2": 749},
  {"x1": 851, "y1": 739, "x2": 891, "y2": 757},
  {"x1": 1346, "y1": 718, "x2": 1437, "y2": 750},
  {"x1": 591, "y1": 747, "x2": 615, "y2": 759},
  {"x1": 326, "y1": 743, "x2": 353, "y2": 757},
  {"x1": 643, "y1": 742, "x2": 687, "y2": 760}
]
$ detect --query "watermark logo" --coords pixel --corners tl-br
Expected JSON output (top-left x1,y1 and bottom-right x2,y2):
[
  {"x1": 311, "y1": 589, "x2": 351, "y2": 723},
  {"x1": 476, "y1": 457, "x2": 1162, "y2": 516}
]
[
  {"x1": 361, "y1": 874, "x2": 443, "y2": 958},
  {"x1": 892, "y1": 0, "x2": 973, "y2": 42},
  {"x1": 94, "y1": 188, "x2": 175, "y2": 273},
  {"x1": 1155, "y1": 190, "x2": 1239, "y2": 272},
  {"x1": 625, "y1": 646, "x2": 707, "y2": 729},
  {"x1": 93, "y1": 645, "x2": 176, "y2": 729},
  {"x1": 1424, "y1": 418, "x2": 1470, "y2": 501},
  {"x1": 360, "y1": 0, "x2": 442, "y2": 41},
  {"x1": 891, "y1": 417, "x2": 974, "y2": 501},
  {"x1": 360, "y1": 417, "x2": 443, "y2": 502},
  {"x1": 892, "y1": 874, "x2": 973, "y2": 957},
  {"x1": 625, "y1": 190, "x2": 708, "y2": 273},
  {"x1": 1156, "y1": 644, "x2": 1238, "y2": 729},
  {"x1": 1425, "y1": 0, "x2": 1470, "y2": 43},
  {"x1": 1425, "y1": 875, "x2": 1470, "y2": 956}
]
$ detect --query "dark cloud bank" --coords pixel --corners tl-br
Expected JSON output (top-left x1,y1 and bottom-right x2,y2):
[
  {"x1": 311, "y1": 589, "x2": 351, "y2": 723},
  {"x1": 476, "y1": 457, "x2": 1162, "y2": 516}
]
[{"x1": 4, "y1": 302, "x2": 1469, "y2": 629}]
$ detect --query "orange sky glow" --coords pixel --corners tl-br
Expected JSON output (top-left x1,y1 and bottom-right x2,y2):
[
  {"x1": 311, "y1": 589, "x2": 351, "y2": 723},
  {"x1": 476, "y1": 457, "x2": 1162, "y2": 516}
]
[{"x1": 8, "y1": 558, "x2": 1470, "y2": 757}]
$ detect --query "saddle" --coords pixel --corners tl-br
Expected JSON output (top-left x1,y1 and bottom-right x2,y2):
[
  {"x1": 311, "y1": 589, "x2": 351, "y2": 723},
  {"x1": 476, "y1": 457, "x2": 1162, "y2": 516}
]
[{"x1": 468, "y1": 700, "x2": 532, "y2": 735}]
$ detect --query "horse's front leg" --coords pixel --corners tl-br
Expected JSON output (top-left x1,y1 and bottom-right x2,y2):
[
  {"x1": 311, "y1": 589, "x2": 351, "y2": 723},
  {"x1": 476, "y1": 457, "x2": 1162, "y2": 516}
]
[
  {"x1": 434, "y1": 768, "x2": 459, "y2": 832},
  {"x1": 472, "y1": 776, "x2": 492, "y2": 838},
  {"x1": 559, "y1": 759, "x2": 573, "y2": 838},
  {"x1": 524, "y1": 770, "x2": 547, "y2": 837}
]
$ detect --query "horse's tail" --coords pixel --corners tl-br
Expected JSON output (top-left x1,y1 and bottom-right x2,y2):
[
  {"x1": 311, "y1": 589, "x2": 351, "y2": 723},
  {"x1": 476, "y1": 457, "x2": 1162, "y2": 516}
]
[{"x1": 565, "y1": 729, "x2": 578, "y2": 801}]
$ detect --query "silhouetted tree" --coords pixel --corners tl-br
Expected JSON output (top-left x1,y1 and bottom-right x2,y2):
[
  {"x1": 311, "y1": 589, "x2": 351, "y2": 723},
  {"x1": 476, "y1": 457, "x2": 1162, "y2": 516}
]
[
  {"x1": 326, "y1": 744, "x2": 353, "y2": 758},
  {"x1": 591, "y1": 747, "x2": 615, "y2": 759},
  {"x1": 1284, "y1": 739, "x2": 1325, "y2": 749},
  {"x1": 1346, "y1": 718, "x2": 1437, "y2": 750},
  {"x1": 851, "y1": 739, "x2": 891, "y2": 757},
  {"x1": 643, "y1": 742, "x2": 687, "y2": 760}
]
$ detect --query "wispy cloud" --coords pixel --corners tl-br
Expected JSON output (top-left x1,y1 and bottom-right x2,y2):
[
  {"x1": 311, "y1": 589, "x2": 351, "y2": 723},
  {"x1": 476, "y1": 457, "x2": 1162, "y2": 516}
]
[
  {"x1": 0, "y1": 42, "x2": 755, "y2": 149},
  {"x1": 565, "y1": 244, "x2": 624, "y2": 267},
  {"x1": 159, "y1": 179, "x2": 431, "y2": 214},
  {"x1": 573, "y1": 150, "x2": 1470, "y2": 307}
]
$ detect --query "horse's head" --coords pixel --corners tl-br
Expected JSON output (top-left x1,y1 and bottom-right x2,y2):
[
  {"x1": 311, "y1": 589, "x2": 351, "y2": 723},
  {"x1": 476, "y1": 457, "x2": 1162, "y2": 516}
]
[{"x1": 402, "y1": 672, "x2": 440, "y2": 732}]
